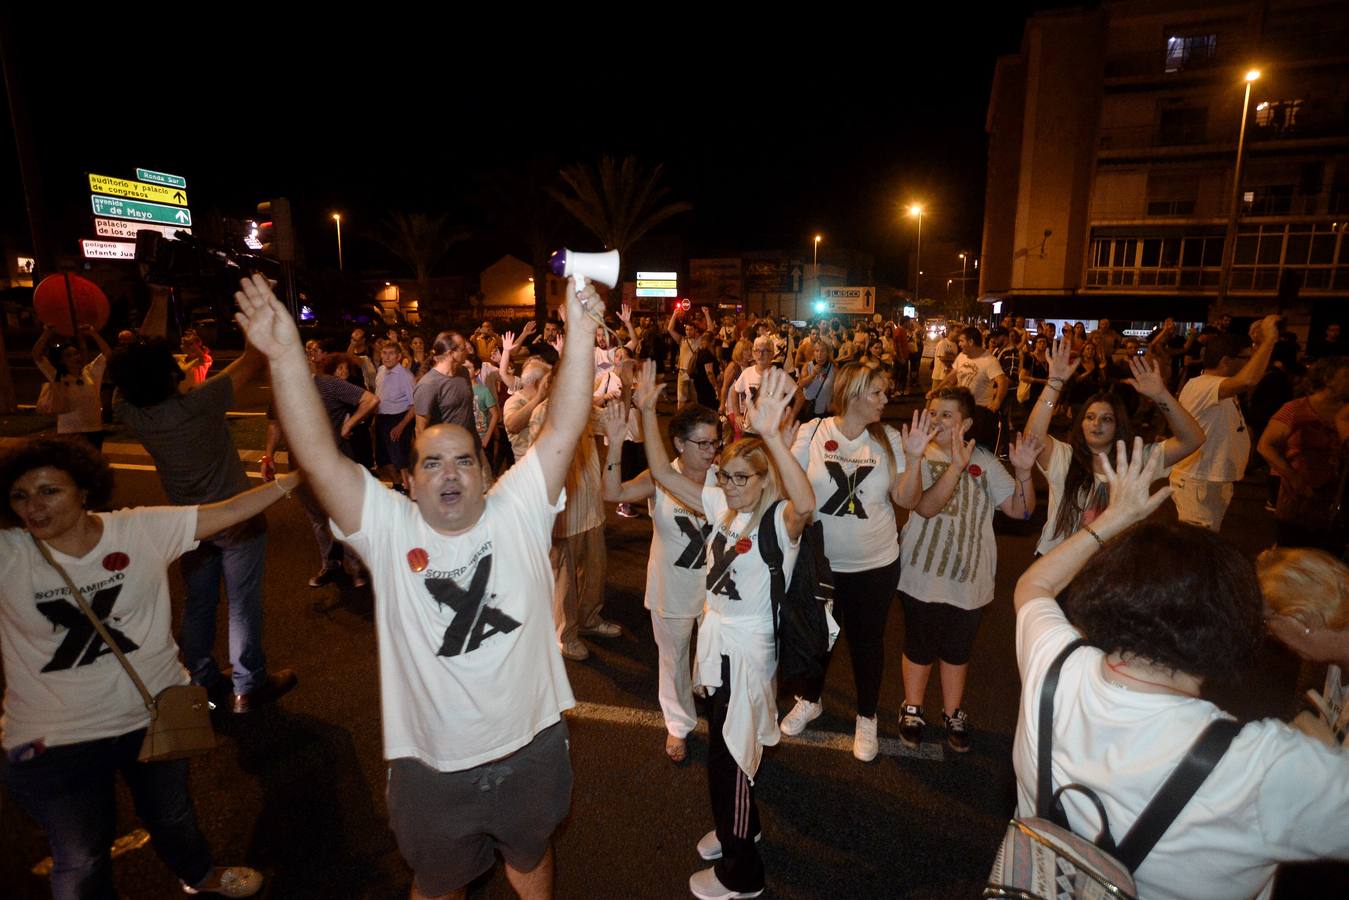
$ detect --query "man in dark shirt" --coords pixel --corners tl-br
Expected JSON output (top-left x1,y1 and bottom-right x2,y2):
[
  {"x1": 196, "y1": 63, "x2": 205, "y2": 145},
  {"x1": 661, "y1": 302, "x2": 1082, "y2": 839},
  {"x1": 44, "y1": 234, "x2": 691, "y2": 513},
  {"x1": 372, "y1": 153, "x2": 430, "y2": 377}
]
[
  {"x1": 413, "y1": 331, "x2": 475, "y2": 437},
  {"x1": 690, "y1": 332, "x2": 720, "y2": 409},
  {"x1": 109, "y1": 336, "x2": 297, "y2": 714}
]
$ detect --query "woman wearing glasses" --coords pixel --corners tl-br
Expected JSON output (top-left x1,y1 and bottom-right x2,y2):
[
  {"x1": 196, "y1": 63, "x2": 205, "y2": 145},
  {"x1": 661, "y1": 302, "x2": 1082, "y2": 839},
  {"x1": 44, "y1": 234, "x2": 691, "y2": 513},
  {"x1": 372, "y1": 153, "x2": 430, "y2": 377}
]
[
  {"x1": 635, "y1": 361, "x2": 814, "y2": 900},
  {"x1": 600, "y1": 403, "x2": 722, "y2": 764},
  {"x1": 779, "y1": 361, "x2": 928, "y2": 762}
]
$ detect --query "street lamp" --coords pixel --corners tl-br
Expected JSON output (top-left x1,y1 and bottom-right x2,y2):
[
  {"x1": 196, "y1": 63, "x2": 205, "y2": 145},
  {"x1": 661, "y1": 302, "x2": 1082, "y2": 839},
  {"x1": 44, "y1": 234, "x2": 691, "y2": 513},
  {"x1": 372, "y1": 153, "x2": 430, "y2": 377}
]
[
  {"x1": 813, "y1": 234, "x2": 823, "y2": 316},
  {"x1": 907, "y1": 204, "x2": 924, "y2": 302},
  {"x1": 958, "y1": 252, "x2": 968, "y2": 315},
  {"x1": 1216, "y1": 68, "x2": 1261, "y2": 309},
  {"x1": 332, "y1": 213, "x2": 344, "y2": 271}
]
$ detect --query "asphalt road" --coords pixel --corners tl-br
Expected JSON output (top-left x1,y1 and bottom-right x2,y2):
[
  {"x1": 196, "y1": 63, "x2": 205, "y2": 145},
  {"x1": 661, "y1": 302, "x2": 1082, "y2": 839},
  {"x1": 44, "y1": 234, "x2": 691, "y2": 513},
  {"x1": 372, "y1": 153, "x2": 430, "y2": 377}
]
[{"x1": 1, "y1": 400, "x2": 1342, "y2": 899}]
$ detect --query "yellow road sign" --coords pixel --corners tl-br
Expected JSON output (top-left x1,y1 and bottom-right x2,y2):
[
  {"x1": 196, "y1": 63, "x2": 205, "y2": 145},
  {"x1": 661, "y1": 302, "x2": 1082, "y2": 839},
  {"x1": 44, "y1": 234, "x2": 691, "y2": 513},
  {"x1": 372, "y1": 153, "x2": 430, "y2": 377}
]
[{"x1": 88, "y1": 174, "x2": 187, "y2": 206}]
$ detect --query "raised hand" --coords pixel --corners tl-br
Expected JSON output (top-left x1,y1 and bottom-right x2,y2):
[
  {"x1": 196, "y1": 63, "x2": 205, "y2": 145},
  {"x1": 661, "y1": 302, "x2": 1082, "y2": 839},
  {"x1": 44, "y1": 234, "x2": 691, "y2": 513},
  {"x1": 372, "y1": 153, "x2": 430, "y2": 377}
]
[
  {"x1": 1123, "y1": 356, "x2": 1167, "y2": 400},
  {"x1": 1258, "y1": 314, "x2": 1281, "y2": 344},
  {"x1": 234, "y1": 274, "x2": 299, "y2": 359},
  {"x1": 949, "y1": 419, "x2": 976, "y2": 471},
  {"x1": 600, "y1": 398, "x2": 627, "y2": 445},
  {"x1": 1007, "y1": 431, "x2": 1043, "y2": 473},
  {"x1": 746, "y1": 367, "x2": 797, "y2": 438},
  {"x1": 633, "y1": 359, "x2": 663, "y2": 412},
  {"x1": 618, "y1": 303, "x2": 633, "y2": 324},
  {"x1": 901, "y1": 408, "x2": 936, "y2": 458},
  {"x1": 1099, "y1": 437, "x2": 1172, "y2": 526},
  {"x1": 1046, "y1": 336, "x2": 1081, "y2": 383},
  {"x1": 499, "y1": 330, "x2": 516, "y2": 363},
  {"x1": 518, "y1": 319, "x2": 537, "y2": 342}
]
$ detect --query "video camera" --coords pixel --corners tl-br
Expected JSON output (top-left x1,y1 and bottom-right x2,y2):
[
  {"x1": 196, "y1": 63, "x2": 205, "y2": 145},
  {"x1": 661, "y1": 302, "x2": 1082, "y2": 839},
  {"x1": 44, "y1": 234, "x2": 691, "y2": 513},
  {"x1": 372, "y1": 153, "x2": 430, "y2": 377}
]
[{"x1": 134, "y1": 225, "x2": 280, "y2": 289}]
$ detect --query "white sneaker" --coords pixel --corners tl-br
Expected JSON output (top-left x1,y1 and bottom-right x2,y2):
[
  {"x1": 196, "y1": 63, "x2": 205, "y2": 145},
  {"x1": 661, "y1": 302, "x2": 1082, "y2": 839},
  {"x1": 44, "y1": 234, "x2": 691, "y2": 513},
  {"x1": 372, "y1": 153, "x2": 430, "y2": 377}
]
[
  {"x1": 689, "y1": 866, "x2": 763, "y2": 899},
  {"x1": 853, "y1": 714, "x2": 879, "y2": 762},
  {"x1": 697, "y1": 828, "x2": 762, "y2": 861},
  {"x1": 779, "y1": 697, "x2": 822, "y2": 736}
]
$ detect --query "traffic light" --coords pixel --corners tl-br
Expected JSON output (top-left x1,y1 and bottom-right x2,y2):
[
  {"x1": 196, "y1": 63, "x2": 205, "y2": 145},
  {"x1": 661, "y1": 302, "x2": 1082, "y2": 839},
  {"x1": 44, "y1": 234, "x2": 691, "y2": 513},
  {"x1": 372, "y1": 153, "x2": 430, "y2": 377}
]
[{"x1": 255, "y1": 198, "x2": 296, "y2": 262}]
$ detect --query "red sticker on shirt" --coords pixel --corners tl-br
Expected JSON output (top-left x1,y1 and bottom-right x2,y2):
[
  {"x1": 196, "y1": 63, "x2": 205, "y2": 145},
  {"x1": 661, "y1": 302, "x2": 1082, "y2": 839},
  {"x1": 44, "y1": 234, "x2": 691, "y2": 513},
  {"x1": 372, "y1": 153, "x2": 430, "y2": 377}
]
[
  {"x1": 735, "y1": 537, "x2": 753, "y2": 554},
  {"x1": 824, "y1": 439, "x2": 839, "y2": 452},
  {"x1": 102, "y1": 552, "x2": 129, "y2": 572},
  {"x1": 967, "y1": 464, "x2": 983, "y2": 478},
  {"x1": 407, "y1": 548, "x2": 429, "y2": 573}
]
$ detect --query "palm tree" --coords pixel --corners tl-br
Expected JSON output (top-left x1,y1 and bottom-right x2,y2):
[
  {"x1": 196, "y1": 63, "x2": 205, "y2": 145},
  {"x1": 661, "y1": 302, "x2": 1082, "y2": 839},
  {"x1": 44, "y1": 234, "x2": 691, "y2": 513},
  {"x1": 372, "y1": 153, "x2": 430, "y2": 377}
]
[
  {"x1": 367, "y1": 212, "x2": 468, "y2": 315},
  {"x1": 477, "y1": 158, "x2": 578, "y2": 322},
  {"x1": 547, "y1": 156, "x2": 692, "y2": 281}
]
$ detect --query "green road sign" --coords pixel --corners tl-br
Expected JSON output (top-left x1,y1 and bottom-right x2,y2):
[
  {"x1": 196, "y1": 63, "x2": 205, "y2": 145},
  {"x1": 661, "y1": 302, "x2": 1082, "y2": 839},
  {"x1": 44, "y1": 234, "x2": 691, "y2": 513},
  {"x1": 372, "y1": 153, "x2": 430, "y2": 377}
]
[
  {"x1": 136, "y1": 168, "x2": 187, "y2": 189},
  {"x1": 91, "y1": 195, "x2": 193, "y2": 227}
]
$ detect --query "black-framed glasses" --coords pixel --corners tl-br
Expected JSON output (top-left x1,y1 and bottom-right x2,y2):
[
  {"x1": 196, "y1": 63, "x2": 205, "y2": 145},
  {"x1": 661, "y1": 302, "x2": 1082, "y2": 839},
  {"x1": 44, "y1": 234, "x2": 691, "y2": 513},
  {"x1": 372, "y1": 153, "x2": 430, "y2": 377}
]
[
  {"x1": 715, "y1": 471, "x2": 760, "y2": 487},
  {"x1": 684, "y1": 438, "x2": 722, "y2": 451}
]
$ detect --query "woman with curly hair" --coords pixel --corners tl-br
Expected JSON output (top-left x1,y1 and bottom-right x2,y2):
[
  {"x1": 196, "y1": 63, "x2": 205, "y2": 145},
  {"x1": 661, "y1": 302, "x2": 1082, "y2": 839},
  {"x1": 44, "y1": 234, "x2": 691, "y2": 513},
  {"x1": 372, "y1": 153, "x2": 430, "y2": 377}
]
[
  {"x1": 1012, "y1": 441, "x2": 1349, "y2": 900},
  {"x1": 1, "y1": 437, "x2": 297, "y2": 898},
  {"x1": 1024, "y1": 336, "x2": 1204, "y2": 557}
]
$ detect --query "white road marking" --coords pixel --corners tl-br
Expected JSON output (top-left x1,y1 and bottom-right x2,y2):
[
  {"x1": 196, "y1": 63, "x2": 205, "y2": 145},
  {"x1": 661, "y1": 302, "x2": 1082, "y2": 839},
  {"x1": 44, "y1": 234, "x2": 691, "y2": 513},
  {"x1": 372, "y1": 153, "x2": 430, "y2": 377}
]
[{"x1": 567, "y1": 701, "x2": 944, "y2": 760}]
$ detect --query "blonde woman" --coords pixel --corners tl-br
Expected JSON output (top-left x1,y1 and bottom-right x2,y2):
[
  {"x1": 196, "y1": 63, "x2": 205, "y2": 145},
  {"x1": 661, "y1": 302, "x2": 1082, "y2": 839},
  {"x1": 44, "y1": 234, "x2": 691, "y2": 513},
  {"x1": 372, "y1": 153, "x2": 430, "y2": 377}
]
[
  {"x1": 636, "y1": 360, "x2": 813, "y2": 900},
  {"x1": 781, "y1": 361, "x2": 929, "y2": 762},
  {"x1": 1258, "y1": 547, "x2": 1349, "y2": 748}
]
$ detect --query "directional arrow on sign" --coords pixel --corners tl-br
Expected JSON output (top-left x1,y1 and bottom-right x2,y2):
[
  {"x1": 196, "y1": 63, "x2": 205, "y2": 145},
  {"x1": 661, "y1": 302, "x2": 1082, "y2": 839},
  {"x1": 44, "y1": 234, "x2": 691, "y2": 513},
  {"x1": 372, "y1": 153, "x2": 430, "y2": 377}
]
[
  {"x1": 92, "y1": 195, "x2": 193, "y2": 227},
  {"x1": 173, "y1": 191, "x2": 184, "y2": 203}
]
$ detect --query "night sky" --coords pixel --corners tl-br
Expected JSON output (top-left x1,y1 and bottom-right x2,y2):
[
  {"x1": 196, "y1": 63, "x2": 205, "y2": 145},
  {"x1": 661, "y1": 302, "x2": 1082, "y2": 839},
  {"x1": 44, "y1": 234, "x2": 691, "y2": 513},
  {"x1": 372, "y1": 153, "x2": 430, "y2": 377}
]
[{"x1": 1, "y1": 6, "x2": 1077, "y2": 288}]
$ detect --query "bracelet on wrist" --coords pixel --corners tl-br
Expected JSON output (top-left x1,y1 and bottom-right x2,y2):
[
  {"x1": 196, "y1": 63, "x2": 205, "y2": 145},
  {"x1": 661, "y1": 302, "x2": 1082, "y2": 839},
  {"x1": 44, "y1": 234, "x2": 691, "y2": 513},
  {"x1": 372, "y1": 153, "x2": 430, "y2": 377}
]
[{"x1": 1083, "y1": 524, "x2": 1106, "y2": 548}]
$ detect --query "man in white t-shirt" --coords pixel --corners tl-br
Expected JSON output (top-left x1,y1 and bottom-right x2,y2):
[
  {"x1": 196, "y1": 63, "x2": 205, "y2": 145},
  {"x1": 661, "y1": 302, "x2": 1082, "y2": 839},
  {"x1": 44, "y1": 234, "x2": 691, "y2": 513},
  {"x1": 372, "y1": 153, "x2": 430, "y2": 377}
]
[
  {"x1": 930, "y1": 326, "x2": 1007, "y2": 411},
  {"x1": 931, "y1": 332, "x2": 957, "y2": 386},
  {"x1": 1169, "y1": 315, "x2": 1279, "y2": 531},
  {"x1": 234, "y1": 271, "x2": 601, "y2": 900}
]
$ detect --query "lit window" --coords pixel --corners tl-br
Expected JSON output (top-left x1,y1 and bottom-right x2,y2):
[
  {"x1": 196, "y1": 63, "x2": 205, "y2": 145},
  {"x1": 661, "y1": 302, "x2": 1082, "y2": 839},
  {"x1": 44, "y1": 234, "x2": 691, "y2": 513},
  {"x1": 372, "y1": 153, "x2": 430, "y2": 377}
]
[{"x1": 1164, "y1": 34, "x2": 1217, "y2": 73}]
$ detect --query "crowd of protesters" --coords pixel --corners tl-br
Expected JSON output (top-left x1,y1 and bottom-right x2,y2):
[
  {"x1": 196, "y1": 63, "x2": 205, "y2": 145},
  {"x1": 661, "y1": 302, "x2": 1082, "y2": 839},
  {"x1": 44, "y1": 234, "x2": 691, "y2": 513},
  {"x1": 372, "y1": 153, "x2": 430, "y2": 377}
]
[{"x1": 5, "y1": 289, "x2": 1349, "y2": 900}]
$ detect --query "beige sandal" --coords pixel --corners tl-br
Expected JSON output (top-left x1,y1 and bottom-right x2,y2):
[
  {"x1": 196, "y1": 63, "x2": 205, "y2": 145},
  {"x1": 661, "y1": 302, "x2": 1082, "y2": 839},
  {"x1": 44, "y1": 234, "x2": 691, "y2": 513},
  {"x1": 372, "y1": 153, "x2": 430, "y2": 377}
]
[{"x1": 665, "y1": 734, "x2": 688, "y2": 763}]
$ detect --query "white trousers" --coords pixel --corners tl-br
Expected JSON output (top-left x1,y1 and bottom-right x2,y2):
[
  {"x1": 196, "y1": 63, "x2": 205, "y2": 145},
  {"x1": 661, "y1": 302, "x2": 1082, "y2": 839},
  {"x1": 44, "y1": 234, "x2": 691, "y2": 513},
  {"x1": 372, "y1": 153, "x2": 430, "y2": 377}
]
[
  {"x1": 1169, "y1": 474, "x2": 1234, "y2": 533},
  {"x1": 651, "y1": 610, "x2": 698, "y2": 738}
]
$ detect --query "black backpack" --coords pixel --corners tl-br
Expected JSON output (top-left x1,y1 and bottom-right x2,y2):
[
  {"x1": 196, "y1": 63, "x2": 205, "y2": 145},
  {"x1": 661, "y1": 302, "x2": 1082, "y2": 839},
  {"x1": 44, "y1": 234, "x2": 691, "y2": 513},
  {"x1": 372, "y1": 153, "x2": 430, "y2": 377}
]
[{"x1": 758, "y1": 499, "x2": 835, "y2": 687}]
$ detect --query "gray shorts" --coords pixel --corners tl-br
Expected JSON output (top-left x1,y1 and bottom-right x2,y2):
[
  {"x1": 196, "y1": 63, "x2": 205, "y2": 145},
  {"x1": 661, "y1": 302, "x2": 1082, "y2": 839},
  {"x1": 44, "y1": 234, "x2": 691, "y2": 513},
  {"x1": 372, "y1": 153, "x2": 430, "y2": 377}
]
[{"x1": 386, "y1": 720, "x2": 573, "y2": 895}]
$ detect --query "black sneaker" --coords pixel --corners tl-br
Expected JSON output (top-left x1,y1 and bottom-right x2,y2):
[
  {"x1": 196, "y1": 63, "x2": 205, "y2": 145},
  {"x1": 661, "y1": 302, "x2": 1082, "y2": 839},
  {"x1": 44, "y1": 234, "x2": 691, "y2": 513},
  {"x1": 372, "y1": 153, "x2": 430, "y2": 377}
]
[
  {"x1": 899, "y1": 703, "x2": 925, "y2": 748},
  {"x1": 944, "y1": 708, "x2": 972, "y2": 753}
]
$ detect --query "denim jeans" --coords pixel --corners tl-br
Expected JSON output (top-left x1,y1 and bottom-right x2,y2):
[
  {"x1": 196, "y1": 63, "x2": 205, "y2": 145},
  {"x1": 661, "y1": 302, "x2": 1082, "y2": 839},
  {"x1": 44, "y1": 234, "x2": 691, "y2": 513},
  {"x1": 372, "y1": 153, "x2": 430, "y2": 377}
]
[
  {"x1": 178, "y1": 523, "x2": 269, "y2": 695},
  {"x1": 2, "y1": 728, "x2": 213, "y2": 899}
]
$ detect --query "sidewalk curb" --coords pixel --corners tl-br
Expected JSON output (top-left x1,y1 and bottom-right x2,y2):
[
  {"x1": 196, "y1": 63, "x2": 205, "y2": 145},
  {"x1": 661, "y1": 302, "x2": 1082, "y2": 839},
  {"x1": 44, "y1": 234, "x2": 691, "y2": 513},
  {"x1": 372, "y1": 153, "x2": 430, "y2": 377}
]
[{"x1": 0, "y1": 437, "x2": 288, "y2": 468}]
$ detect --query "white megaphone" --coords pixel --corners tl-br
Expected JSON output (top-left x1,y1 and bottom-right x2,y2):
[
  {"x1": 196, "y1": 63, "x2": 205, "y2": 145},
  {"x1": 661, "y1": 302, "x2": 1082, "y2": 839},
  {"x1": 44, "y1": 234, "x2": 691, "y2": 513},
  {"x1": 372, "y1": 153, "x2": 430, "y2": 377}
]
[{"x1": 548, "y1": 248, "x2": 620, "y2": 295}]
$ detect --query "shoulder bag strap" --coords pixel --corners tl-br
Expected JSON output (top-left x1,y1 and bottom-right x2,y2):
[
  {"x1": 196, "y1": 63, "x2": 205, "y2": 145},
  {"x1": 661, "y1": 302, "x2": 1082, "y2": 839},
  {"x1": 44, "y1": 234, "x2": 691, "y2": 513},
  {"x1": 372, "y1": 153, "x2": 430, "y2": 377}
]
[
  {"x1": 1114, "y1": 718, "x2": 1242, "y2": 871},
  {"x1": 1036, "y1": 637, "x2": 1088, "y2": 819},
  {"x1": 30, "y1": 534, "x2": 157, "y2": 712},
  {"x1": 757, "y1": 499, "x2": 786, "y2": 650}
]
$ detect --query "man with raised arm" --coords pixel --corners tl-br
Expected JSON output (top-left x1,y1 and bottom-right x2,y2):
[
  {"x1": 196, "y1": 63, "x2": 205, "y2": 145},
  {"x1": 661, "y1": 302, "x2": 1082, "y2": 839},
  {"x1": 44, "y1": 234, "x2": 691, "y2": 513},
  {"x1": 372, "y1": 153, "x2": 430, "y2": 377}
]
[{"x1": 233, "y1": 273, "x2": 601, "y2": 900}]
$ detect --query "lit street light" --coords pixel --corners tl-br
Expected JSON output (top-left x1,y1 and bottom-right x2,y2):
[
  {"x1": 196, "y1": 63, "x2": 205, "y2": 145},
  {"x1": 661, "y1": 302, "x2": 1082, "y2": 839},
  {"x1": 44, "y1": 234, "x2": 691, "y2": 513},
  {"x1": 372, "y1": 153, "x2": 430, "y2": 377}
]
[
  {"x1": 813, "y1": 234, "x2": 823, "y2": 314},
  {"x1": 1216, "y1": 68, "x2": 1261, "y2": 309},
  {"x1": 959, "y1": 251, "x2": 968, "y2": 316},
  {"x1": 332, "y1": 213, "x2": 344, "y2": 271},
  {"x1": 907, "y1": 204, "x2": 924, "y2": 302}
]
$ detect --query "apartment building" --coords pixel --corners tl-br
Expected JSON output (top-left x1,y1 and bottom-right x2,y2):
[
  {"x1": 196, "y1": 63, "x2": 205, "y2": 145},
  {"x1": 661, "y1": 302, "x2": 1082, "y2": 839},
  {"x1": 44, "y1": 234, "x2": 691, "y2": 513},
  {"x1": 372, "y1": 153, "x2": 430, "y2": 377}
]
[{"x1": 980, "y1": 0, "x2": 1349, "y2": 335}]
